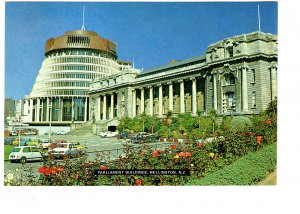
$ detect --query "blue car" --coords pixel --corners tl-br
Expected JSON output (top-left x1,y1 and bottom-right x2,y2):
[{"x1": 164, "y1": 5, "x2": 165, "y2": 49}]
[
  {"x1": 20, "y1": 138, "x2": 32, "y2": 146},
  {"x1": 4, "y1": 137, "x2": 15, "y2": 145}
]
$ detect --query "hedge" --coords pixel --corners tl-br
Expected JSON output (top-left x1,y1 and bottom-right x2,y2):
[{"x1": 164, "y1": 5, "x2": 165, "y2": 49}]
[{"x1": 186, "y1": 143, "x2": 277, "y2": 185}]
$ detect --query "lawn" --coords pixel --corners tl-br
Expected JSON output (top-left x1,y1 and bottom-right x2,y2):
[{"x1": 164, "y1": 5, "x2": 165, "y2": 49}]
[{"x1": 4, "y1": 145, "x2": 15, "y2": 160}]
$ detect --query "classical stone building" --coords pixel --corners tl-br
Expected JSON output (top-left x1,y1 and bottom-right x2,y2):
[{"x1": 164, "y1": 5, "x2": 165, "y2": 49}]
[
  {"x1": 89, "y1": 31, "x2": 277, "y2": 131},
  {"x1": 24, "y1": 29, "x2": 132, "y2": 125}
]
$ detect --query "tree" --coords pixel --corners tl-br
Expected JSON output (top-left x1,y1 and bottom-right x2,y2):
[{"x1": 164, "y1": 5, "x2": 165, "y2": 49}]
[
  {"x1": 208, "y1": 110, "x2": 217, "y2": 133},
  {"x1": 145, "y1": 115, "x2": 160, "y2": 134}
]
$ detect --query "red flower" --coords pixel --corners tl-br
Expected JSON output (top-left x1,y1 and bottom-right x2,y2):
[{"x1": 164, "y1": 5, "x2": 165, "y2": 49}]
[
  {"x1": 51, "y1": 167, "x2": 58, "y2": 174},
  {"x1": 197, "y1": 143, "x2": 205, "y2": 148},
  {"x1": 178, "y1": 152, "x2": 185, "y2": 157},
  {"x1": 38, "y1": 166, "x2": 47, "y2": 173},
  {"x1": 150, "y1": 151, "x2": 159, "y2": 157},
  {"x1": 265, "y1": 119, "x2": 272, "y2": 125},
  {"x1": 170, "y1": 144, "x2": 176, "y2": 149},
  {"x1": 256, "y1": 136, "x2": 263, "y2": 145},
  {"x1": 57, "y1": 167, "x2": 64, "y2": 172},
  {"x1": 185, "y1": 152, "x2": 192, "y2": 157},
  {"x1": 75, "y1": 173, "x2": 79, "y2": 180},
  {"x1": 43, "y1": 168, "x2": 52, "y2": 175},
  {"x1": 38, "y1": 166, "x2": 52, "y2": 175},
  {"x1": 135, "y1": 179, "x2": 143, "y2": 186},
  {"x1": 100, "y1": 165, "x2": 108, "y2": 170}
]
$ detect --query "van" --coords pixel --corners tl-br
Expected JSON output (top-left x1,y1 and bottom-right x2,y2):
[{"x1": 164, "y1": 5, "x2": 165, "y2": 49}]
[{"x1": 9, "y1": 146, "x2": 42, "y2": 163}]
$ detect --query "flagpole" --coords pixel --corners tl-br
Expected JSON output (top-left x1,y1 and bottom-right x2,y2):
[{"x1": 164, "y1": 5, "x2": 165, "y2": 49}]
[{"x1": 258, "y1": 4, "x2": 261, "y2": 32}]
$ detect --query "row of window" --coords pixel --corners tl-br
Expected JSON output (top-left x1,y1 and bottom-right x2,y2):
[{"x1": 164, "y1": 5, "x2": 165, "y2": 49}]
[
  {"x1": 50, "y1": 73, "x2": 107, "y2": 80},
  {"x1": 46, "y1": 49, "x2": 116, "y2": 60},
  {"x1": 50, "y1": 56, "x2": 119, "y2": 68},
  {"x1": 48, "y1": 89, "x2": 88, "y2": 96},
  {"x1": 50, "y1": 64, "x2": 118, "y2": 73},
  {"x1": 48, "y1": 81, "x2": 90, "y2": 88}
]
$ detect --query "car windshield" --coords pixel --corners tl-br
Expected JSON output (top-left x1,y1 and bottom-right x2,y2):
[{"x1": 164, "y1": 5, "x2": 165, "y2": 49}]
[{"x1": 12, "y1": 148, "x2": 21, "y2": 152}]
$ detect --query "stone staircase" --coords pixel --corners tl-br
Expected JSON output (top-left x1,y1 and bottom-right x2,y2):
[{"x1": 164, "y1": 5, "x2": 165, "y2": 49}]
[{"x1": 67, "y1": 122, "x2": 94, "y2": 136}]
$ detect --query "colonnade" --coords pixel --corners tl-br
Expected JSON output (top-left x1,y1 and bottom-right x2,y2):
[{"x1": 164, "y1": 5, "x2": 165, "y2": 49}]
[
  {"x1": 27, "y1": 97, "x2": 88, "y2": 122},
  {"x1": 95, "y1": 77, "x2": 203, "y2": 121}
]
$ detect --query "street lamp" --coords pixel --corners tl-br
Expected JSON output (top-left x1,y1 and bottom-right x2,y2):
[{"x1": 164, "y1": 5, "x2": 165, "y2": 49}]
[
  {"x1": 18, "y1": 114, "x2": 21, "y2": 147},
  {"x1": 48, "y1": 101, "x2": 52, "y2": 142}
]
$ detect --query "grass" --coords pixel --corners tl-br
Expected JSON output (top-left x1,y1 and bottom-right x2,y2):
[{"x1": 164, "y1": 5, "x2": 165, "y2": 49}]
[
  {"x1": 4, "y1": 145, "x2": 15, "y2": 160},
  {"x1": 186, "y1": 143, "x2": 277, "y2": 185}
]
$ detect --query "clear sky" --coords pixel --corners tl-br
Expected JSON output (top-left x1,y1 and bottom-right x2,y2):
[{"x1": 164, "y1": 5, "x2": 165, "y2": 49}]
[{"x1": 5, "y1": 1, "x2": 277, "y2": 100}]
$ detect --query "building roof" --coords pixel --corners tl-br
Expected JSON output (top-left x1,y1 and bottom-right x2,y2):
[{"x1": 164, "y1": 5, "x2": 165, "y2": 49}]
[
  {"x1": 138, "y1": 55, "x2": 206, "y2": 77},
  {"x1": 44, "y1": 29, "x2": 117, "y2": 57}
]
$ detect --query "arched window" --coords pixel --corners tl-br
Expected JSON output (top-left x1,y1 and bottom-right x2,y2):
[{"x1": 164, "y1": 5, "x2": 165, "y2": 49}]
[{"x1": 225, "y1": 74, "x2": 235, "y2": 85}]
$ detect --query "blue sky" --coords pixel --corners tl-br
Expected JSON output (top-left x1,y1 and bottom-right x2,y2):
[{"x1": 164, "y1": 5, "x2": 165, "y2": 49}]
[{"x1": 5, "y1": 1, "x2": 277, "y2": 100}]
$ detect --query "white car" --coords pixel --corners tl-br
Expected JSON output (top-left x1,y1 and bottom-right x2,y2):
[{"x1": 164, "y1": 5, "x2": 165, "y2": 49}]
[
  {"x1": 99, "y1": 131, "x2": 117, "y2": 138},
  {"x1": 49, "y1": 143, "x2": 80, "y2": 157},
  {"x1": 37, "y1": 139, "x2": 52, "y2": 149},
  {"x1": 56, "y1": 130, "x2": 68, "y2": 135},
  {"x1": 23, "y1": 131, "x2": 35, "y2": 135},
  {"x1": 9, "y1": 146, "x2": 42, "y2": 163},
  {"x1": 10, "y1": 131, "x2": 18, "y2": 136}
]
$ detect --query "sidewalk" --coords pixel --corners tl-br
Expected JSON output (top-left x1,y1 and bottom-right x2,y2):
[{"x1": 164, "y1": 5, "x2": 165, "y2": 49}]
[{"x1": 258, "y1": 168, "x2": 277, "y2": 185}]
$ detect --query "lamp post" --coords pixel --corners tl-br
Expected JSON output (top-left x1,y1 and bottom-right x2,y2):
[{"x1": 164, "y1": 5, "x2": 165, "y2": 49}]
[
  {"x1": 18, "y1": 114, "x2": 21, "y2": 147},
  {"x1": 48, "y1": 101, "x2": 52, "y2": 142}
]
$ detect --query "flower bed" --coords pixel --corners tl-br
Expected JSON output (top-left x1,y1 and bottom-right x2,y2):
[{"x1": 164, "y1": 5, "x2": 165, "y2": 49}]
[{"x1": 5, "y1": 110, "x2": 277, "y2": 186}]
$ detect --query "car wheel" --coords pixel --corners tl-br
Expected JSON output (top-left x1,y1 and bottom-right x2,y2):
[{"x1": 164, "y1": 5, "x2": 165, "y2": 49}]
[{"x1": 20, "y1": 157, "x2": 27, "y2": 164}]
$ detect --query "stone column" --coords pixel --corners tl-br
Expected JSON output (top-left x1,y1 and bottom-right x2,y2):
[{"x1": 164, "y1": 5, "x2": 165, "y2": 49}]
[
  {"x1": 213, "y1": 73, "x2": 218, "y2": 111},
  {"x1": 140, "y1": 88, "x2": 145, "y2": 114},
  {"x1": 168, "y1": 82, "x2": 173, "y2": 112},
  {"x1": 46, "y1": 97, "x2": 49, "y2": 122},
  {"x1": 84, "y1": 97, "x2": 88, "y2": 122},
  {"x1": 36, "y1": 98, "x2": 40, "y2": 122},
  {"x1": 60, "y1": 97, "x2": 63, "y2": 121},
  {"x1": 270, "y1": 65, "x2": 277, "y2": 100},
  {"x1": 98, "y1": 95, "x2": 101, "y2": 120},
  {"x1": 40, "y1": 99, "x2": 44, "y2": 121},
  {"x1": 179, "y1": 80, "x2": 185, "y2": 113},
  {"x1": 29, "y1": 99, "x2": 33, "y2": 122},
  {"x1": 132, "y1": 90, "x2": 136, "y2": 117},
  {"x1": 103, "y1": 95, "x2": 107, "y2": 120},
  {"x1": 191, "y1": 78, "x2": 197, "y2": 116},
  {"x1": 241, "y1": 66, "x2": 248, "y2": 112},
  {"x1": 110, "y1": 94, "x2": 114, "y2": 119},
  {"x1": 149, "y1": 86, "x2": 153, "y2": 116},
  {"x1": 158, "y1": 84, "x2": 163, "y2": 117},
  {"x1": 71, "y1": 97, "x2": 75, "y2": 122}
]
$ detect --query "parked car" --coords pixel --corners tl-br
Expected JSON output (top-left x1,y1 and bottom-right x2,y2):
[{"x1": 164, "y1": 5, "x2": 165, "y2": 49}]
[
  {"x1": 56, "y1": 130, "x2": 68, "y2": 135},
  {"x1": 19, "y1": 138, "x2": 32, "y2": 146},
  {"x1": 12, "y1": 138, "x2": 22, "y2": 146},
  {"x1": 127, "y1": 133, "x2": 157, "y2": 144},
  {"x1": 44, "y1": 130, "x2": 55, "y2": 135},
  {"x1": 48, "y1": 143, "x2": 81, "y2": 158},
  {"x1": 23, "y1": 131, "x2": 36, "y2": 135},
  {"x1": 37, "y1": 139, "x2": 52, "y2": 149},
  {"x1": 9, "y1": 146, "x2": 42, "y2": 163},
  {"x1": 69, "y1": 141, "x2": 85, "y2": 150},
  {"x1": 10, "y1": 131, "x2": 18, "y2": 136},
  {"x1": 27, "y1": 138, "x2": 41, "y2": 146},
  {"x1": 119, "y1": 132, "x2": 129, "y2": 139},
  {"x1": 99, "y1": 131, "x2": 117, "y2": 138},
  {"x1": 4, "y1": 137, "x2": 15, "y2": 145}
]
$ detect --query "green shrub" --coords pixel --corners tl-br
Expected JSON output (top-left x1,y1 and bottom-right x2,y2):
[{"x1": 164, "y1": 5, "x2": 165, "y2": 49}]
[
  {"x1": 186, "y1": 143, "x2": 277, "y2": 185},
  {"x1": 232, "y1": 116, "x2": 252, "y2": 132}
]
